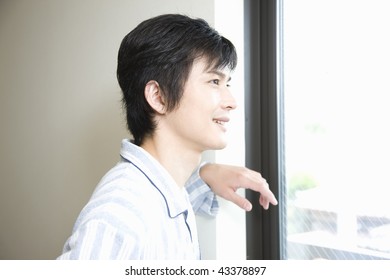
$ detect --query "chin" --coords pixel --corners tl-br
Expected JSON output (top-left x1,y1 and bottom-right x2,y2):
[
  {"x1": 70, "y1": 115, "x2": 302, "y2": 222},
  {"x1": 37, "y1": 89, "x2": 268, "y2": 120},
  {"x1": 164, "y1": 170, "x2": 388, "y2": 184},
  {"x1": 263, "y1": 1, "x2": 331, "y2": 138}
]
[
  {"x1": 199, "y1": 135, "x2": 228, "y2": 151},
  {"x1": 209, "y1": 140, "x2": 228, "y2": 150}
]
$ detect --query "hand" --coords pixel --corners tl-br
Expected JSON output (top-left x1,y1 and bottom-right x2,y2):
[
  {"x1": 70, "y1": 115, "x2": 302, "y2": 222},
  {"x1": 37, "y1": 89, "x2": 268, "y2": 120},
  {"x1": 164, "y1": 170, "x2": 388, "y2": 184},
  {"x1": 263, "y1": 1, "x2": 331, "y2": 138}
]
[{"x1": 199, "y1": 163, "x2": 278, "y2": 211}]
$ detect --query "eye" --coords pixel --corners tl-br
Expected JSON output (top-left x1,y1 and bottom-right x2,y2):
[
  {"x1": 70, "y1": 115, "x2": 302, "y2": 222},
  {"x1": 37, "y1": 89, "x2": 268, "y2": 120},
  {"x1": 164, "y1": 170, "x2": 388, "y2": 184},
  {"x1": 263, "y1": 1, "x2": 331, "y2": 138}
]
[{"x1": 210, "y1": 79, "x2": 220, "y2": 85}]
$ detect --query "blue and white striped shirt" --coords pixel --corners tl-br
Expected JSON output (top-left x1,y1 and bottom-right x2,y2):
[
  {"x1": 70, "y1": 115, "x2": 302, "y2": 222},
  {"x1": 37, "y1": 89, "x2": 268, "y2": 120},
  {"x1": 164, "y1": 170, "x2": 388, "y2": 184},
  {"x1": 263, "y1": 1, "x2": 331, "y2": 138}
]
[{"x1": 57, "y1": 139, "x2": 218, "y2": 260}]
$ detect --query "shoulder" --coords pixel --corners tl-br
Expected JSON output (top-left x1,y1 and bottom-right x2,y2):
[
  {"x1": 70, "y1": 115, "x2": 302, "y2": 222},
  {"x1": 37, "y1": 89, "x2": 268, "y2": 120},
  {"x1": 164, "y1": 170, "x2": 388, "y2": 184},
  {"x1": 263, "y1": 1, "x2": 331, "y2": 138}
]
[
  {"x1": 74, "y1": 161, "x2": 164, "y2": 231},
  {"x1": 94, "y1": 161, "x2": 160, "y2": 200}
]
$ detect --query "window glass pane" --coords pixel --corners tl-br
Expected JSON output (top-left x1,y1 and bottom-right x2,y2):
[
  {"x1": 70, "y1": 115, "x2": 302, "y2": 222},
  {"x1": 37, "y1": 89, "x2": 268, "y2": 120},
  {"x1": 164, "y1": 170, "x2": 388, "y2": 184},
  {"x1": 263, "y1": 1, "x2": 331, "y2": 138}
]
[{"x1": 283, "y1": 0, "x2": 390, "y2": 259}]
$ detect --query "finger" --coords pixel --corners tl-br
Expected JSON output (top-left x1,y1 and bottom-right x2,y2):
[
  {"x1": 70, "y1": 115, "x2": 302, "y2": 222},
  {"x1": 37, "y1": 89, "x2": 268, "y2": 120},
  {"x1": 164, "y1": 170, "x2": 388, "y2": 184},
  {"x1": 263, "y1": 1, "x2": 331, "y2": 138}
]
[
  {"x1": 239, "y1": 177, "x2": 278, "y2": 206},
  {"x1": 227, "y1": 190, "x2": 253, "y2": 211},
  {"x1": 247, "y1": 172, "x2": 278, "y2": 206},
  {"x1": 259, "y1": 195, "x2": 270, "y2": 210}
]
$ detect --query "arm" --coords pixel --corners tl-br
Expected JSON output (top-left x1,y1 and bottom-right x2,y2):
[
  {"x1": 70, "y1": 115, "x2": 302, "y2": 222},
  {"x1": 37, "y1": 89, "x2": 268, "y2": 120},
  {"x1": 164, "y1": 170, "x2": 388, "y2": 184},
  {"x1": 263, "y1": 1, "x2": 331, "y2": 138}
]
[
  {"x1": 185, "y1": 163, "x2": 219, "y2": 216},
  {"x1": 57, "y1": 219, "x2": 141, "y2": 260},
  {"x1": 199, "y1": 163, "x2": 278, "y2": 211}
]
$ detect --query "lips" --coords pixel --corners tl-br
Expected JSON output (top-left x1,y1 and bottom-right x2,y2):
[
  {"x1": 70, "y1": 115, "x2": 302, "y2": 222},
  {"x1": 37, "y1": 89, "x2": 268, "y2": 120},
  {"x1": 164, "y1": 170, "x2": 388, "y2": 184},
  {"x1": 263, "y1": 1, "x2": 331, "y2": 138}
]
[{"x1": 212, "y1": 116, "x2": 230, "y2": 127}]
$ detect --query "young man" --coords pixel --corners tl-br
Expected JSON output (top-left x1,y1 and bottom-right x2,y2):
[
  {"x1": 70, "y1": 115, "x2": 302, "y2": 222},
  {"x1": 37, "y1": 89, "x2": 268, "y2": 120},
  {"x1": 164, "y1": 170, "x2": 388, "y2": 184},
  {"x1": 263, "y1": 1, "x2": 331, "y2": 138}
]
[{"x1": 58, "y1": 14, "x2": 277, "y2": 260}]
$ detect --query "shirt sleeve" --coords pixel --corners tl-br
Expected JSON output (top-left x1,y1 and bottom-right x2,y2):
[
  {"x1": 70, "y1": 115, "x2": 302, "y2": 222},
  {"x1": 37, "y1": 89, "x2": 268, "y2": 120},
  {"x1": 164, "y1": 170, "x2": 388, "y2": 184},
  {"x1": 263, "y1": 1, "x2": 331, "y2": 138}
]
[
  {"x1": 57, "y1": 219, "x2": 142, "y2": 260},
  {"x1": 185, "y1": 163, "x2": 219, "y2": 217}
]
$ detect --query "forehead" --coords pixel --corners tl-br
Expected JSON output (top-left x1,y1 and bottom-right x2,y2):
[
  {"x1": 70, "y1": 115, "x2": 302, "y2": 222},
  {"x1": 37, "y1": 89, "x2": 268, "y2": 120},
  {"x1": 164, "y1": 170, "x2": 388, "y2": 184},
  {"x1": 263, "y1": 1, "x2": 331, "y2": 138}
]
[{"x1": 191, "y1": 57, "x2": 231, "y2": 77}]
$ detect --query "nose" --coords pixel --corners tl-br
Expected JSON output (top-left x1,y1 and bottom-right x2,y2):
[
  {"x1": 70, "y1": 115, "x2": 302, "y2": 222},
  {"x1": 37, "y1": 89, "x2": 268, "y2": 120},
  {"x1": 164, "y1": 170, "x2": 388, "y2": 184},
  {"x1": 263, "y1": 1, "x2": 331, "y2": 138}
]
[{"x1": 222, "y1": 88, "x2": 237, "y2": 110}]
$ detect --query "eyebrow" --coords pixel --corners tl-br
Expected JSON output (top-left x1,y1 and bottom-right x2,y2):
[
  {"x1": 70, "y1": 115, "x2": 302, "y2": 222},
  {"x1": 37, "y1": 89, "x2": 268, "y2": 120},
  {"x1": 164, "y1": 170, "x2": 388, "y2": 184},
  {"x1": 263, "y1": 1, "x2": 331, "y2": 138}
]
[{"x1": 206, "y1": 69, "x2": 232, "y2": 82}]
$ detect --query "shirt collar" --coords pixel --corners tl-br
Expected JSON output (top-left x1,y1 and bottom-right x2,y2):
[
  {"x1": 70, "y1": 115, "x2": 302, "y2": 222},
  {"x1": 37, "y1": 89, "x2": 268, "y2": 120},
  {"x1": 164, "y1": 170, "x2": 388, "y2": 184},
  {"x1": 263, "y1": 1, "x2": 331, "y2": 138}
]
[{"x1": 119, "y1": 139, "x2": 189, "y2": 218}]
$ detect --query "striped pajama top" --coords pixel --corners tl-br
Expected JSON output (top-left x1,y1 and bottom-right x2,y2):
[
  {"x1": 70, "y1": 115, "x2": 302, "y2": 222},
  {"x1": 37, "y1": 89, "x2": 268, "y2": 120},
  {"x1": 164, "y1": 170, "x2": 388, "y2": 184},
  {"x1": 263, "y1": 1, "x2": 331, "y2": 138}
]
[{"x1": 57, "y1": 139, "x2": 218, "y2": 260}]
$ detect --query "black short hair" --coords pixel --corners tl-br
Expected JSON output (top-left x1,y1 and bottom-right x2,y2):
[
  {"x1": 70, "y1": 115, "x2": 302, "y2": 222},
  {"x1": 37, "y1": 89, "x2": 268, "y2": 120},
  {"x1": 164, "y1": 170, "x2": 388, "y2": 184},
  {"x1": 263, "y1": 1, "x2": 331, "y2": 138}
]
[{"x1": 117, "y1": 14, "x2": 237, "y2": 145}]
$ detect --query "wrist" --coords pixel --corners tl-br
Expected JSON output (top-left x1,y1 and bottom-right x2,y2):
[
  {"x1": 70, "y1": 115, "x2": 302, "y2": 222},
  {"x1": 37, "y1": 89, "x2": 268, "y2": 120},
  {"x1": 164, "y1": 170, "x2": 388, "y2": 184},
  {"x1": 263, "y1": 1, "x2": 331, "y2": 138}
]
[{"x1": 199, "y1": 162, "x2": 214, "y2": 186}]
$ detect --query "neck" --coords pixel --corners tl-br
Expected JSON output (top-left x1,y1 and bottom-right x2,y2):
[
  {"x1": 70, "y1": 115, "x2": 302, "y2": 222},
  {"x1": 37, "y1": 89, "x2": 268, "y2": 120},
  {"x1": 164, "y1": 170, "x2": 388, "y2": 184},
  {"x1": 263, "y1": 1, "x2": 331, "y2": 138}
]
[{"x1": 140, "y1": 135, "x2": 202, "y2": 188}]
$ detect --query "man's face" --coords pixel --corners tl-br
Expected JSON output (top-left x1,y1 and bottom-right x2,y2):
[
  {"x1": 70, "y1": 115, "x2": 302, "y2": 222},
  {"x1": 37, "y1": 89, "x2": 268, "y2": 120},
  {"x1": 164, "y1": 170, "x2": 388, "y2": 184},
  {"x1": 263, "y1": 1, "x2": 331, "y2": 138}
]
[{"x1": 162, "y1": 57, "x2": 237, "y2": 153}]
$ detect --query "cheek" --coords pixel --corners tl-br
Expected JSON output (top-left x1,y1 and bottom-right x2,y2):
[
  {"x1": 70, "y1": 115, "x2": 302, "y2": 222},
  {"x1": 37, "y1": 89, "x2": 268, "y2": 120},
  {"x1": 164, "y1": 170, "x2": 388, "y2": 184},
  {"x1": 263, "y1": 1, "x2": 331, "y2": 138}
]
[{"x1": 179, "y1": 86, "x2": 221, "y2": 123}]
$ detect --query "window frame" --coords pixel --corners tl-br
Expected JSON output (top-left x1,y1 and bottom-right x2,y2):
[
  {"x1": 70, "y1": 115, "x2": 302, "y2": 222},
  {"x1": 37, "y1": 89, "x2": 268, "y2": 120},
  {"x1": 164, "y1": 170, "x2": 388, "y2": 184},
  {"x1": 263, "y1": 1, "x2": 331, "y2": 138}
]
[{"x1": 244, "y1": 0, "x2": 285, "y2": 260}]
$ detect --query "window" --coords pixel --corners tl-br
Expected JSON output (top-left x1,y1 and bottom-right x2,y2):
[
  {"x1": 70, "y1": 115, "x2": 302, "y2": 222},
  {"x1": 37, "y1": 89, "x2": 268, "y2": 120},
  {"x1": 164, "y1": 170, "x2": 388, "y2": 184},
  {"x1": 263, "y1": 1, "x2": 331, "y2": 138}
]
[
  {"x1": 245, "y1": 0, "x2": 390, "y2": 259},
  {"x1": 284, "y1": 0, "x2": 390, "y2": 260}
]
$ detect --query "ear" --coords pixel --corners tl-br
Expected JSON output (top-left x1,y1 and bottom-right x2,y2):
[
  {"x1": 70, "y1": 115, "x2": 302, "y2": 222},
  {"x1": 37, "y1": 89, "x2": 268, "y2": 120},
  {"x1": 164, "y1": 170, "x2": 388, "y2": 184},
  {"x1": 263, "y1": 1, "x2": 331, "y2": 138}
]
[{"x1": 144, "y1": 80, "x2": 166, "y2": 114}]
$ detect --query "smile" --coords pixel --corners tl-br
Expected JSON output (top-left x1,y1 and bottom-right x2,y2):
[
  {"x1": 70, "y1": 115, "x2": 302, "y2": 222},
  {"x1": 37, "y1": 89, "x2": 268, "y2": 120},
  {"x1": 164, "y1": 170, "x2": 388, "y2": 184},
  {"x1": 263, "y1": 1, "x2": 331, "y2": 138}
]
[
  {"x1": 213, "y1": 120, "x2": 225, "y2": 125},
  {"x1": 212, "y1": 117, "x2": 230, "y2": 131},
  {"x1": 213, "y1": 116, "x2": 229, "y2": 125}
]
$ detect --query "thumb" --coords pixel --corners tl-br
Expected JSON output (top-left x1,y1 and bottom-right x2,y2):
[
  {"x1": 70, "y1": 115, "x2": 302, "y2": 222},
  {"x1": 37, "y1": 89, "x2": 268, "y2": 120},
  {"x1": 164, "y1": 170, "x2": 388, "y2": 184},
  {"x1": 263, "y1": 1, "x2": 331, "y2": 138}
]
[{"x1": 228, "y1": 191, "x2": 253, "y2": 211}]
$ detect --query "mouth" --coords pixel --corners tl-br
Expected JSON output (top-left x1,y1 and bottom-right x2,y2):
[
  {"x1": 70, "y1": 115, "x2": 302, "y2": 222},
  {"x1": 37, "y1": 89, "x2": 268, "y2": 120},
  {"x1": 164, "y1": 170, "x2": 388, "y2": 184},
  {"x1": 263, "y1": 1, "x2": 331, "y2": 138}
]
[
  {"x1": 212, "y1": 117, "x2": 230, "y2": 129},
  {"x1": 213, "y1": 119, "x2": 225, "y2": 125}
]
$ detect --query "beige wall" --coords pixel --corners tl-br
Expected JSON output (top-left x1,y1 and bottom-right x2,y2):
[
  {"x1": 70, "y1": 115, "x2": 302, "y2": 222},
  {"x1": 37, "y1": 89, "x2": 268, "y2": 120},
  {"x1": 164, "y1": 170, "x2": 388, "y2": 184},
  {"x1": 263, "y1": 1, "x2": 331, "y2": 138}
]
[{"x1": 0, "y1": 0, "x2": 214, "y2": 260}]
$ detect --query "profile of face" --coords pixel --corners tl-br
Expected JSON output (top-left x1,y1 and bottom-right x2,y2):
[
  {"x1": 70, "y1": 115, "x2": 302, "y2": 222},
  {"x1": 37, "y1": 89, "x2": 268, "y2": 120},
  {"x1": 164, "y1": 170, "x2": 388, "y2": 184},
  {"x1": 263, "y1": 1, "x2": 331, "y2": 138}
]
[{"x1": 159, "y1": 57, "x2": 237, "y2": 153}]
